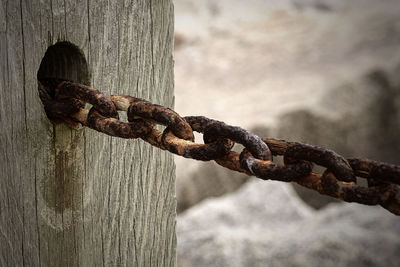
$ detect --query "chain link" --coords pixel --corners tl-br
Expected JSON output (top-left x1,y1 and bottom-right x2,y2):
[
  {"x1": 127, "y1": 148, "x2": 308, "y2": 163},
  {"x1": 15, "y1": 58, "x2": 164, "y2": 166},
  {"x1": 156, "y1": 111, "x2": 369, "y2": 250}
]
[{"x1": 38, "y1": 78, "x2": 400, "y2": 215}]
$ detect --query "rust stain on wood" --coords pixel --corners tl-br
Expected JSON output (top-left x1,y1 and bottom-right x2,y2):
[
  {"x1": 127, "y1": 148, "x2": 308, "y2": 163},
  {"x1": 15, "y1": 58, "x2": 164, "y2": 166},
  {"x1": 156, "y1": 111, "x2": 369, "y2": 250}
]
[{"x1": 41, "y1": 125, "x2": 85, "y2": 214}]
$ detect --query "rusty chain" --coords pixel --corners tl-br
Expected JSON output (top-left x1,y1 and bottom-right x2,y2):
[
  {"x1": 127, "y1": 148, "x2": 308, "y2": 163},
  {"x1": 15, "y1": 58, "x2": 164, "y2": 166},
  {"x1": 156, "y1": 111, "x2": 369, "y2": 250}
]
[{"x1": 38, "y1": 78, "x2": 400, "y2": 215}]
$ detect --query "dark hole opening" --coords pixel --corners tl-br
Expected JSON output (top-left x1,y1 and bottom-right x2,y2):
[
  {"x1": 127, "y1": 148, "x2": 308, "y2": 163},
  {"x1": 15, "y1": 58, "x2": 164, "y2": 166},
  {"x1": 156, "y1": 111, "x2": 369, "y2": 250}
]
[{"x1": 37, "y1": 41, "x2": 89, "y2": 86}]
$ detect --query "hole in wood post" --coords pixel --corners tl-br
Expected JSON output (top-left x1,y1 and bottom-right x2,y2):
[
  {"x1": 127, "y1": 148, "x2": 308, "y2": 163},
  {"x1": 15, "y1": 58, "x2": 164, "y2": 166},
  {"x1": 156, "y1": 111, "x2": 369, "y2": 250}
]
[
  {"x1": 37, "y1": 41, "x2": 89, "y2": 88},
  {"x1": 37, "y1": 42, "x2": 88, "y2": 215},
  {"x1": 37, "y1": 41, "x2": 89, "y2": 126}
]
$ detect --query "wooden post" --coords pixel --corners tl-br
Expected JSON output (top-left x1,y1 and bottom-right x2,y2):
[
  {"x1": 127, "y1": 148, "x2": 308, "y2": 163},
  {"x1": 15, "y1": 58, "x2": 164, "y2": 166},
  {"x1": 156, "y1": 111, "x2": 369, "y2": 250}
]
[{"x1": 0, "y1": 1, "x2": 176, "y2": 266}]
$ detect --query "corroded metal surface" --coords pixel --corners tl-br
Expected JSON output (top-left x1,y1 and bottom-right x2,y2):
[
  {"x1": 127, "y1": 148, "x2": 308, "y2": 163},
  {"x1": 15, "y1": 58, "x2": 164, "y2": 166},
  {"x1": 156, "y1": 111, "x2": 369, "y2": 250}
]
[
  {"x1": 162, "y1": 117, "x2": 234, "y2": 161},
  {"x1": 38, "y1": 79, "x2": 400, "y2": 215},
  {"x1": 87, "y1": 108, "x2": 153, "y2": 139},
  {"x1": 239, "y1": 149, "x2": 312, "y2": 182},
  {"x1": 191, "y1": 116, "x2": 272, "y2": 161},
  {"x1": 55, "y1": 81, "x2": 119, "y2": 119}
]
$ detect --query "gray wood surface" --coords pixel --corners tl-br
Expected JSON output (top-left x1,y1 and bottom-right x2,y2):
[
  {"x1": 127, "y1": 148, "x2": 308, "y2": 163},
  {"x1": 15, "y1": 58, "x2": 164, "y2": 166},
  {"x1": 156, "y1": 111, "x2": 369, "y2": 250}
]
[{"x1": 0, "y1": 1, "x2": 176, "y2": 266}]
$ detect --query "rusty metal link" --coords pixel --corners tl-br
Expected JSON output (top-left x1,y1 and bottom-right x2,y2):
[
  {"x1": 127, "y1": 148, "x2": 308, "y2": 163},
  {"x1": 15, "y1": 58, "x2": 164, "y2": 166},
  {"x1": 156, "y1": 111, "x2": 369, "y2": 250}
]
[
  {"x1": 86, "y1": 108, "x2": 153, "y2": 139},
  {"x1": 347, "y1": 158, "x2": 400, "y2": 185},
  {"x1": 38, "y1": 79, "x2": 400, "y2": 216},
  {"x1": 284, "y1": 143, "x2": 355, "y2": 183},
  {"x1": 239, "y1": 149, "x2": 312, "y2": 181},
  {"x1": 128, "y1": 98, "x2": 194, "y2": 141},
  {"x1": 55, "y1": 80, "x2": 119, "y2": 119},
  {"x1": 200, "y1": 117, "x2": 272, "y2": 161},
  {"x1": 38, "y1": 79, "x2": 85, "y2": 128},
  {"x1": 320, "y1": 170, "x2": 400, "y2": 215},
  {"x1": 162, "y1": 116, "x2": 234, "y2": 160}
]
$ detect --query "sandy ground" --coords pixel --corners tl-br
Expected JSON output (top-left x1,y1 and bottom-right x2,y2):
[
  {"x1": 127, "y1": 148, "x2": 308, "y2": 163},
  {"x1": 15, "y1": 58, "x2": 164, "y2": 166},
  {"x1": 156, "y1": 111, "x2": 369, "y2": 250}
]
[{"x1": 173, "y1": 0, "x2": 400, "y2": 182}]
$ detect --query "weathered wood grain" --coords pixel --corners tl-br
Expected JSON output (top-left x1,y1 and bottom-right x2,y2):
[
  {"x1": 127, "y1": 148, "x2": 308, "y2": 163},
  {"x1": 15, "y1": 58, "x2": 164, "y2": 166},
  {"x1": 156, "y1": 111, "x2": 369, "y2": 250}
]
[{"x1": 0, "y1": 0, "x2": 176, "y2": 266}]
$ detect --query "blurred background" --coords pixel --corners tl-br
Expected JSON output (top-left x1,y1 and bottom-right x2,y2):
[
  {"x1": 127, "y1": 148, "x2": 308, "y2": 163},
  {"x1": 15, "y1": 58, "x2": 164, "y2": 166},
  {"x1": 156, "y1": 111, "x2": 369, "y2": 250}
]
[{"x1": 173, "y1": 0, "x2": 400, "y2": 266}]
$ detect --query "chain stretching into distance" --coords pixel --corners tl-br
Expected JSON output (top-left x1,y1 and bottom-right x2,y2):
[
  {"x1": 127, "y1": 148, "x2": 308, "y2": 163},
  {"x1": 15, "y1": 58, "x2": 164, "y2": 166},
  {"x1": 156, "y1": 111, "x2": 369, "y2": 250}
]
[{"x1": 38, "y1": 78, "x2": 400, "y2": 215}]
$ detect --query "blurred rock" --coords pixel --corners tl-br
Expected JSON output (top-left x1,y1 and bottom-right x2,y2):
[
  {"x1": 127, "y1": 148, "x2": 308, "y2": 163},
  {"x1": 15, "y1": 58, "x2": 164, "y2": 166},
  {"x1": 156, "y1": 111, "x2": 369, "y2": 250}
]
[
  {"x1": 278, "y1": 69, "x2": 400, "y2": 164},
  {"x1": 177, "y1": 161, "x2": 250, "y2": 213},
  {"x1": 178, "y1": 179, "x2": 400, "y2": 267},
  {"x1": 291, "y1": 180, "x2": 341, "y2": 209},
  {"x1": 174, "y1": 33, "x2": 186, "y2": 51}
]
